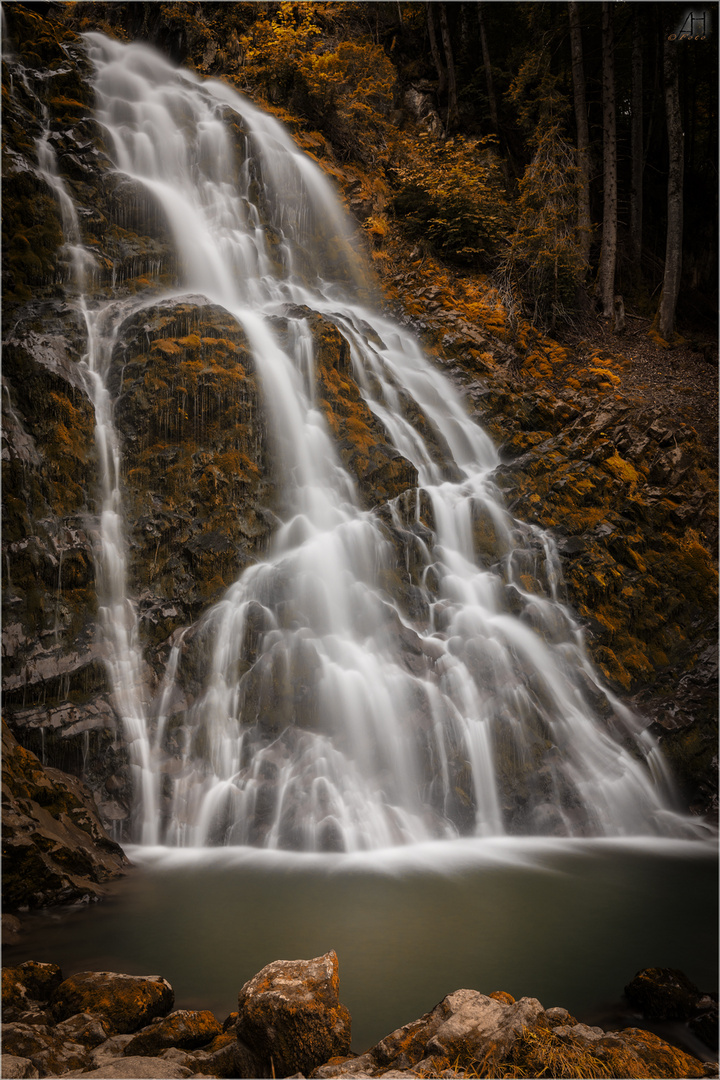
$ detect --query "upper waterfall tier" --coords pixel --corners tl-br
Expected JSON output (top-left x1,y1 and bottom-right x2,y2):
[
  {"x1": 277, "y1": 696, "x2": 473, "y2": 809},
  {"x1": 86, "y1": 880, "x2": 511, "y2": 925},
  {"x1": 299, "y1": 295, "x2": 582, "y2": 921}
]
[{"x1": 31, "y1": 31, "x2": 698, "y2": 849}]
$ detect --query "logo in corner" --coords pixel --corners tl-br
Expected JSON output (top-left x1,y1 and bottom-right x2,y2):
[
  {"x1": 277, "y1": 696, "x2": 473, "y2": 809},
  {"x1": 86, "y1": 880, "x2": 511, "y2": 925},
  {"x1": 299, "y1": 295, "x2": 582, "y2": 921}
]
[{"x1": 668, "y1": 9, "x2": 711, "y2": 39}]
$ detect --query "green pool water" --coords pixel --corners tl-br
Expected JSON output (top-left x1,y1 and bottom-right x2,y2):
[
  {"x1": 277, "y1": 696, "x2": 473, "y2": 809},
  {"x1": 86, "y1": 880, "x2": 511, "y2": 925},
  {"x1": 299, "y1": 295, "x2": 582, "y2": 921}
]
[{"x1": 5, "y1": 837, "x2": 717, "y2": 1056}]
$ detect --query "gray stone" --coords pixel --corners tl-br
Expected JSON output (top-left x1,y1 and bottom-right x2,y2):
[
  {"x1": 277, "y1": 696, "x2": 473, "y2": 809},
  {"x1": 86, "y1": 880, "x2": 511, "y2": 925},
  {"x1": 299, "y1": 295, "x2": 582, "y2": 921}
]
[
  {"x1": 553, "y1": 1022, "x2": 605, "y2": 1043},
  {"x1": 89, "y1": 1033, "x2": 135, "y2": 1068},
  {"x1": 60, "y1": 1057, "x2": 193, "y2": 1078},
  {"x1": 237, "y1": 950, "x2": 352, "y2": 1077},
  {"x1": 0, "y1": 1055, "x2": 40, "y2": 1079},
  {"x1": 421, "y1": 991, "x2": 544, "y2": 1067},
  {"x1": 55, "y1": 1012, "x2": 110, "y2": 1047}
]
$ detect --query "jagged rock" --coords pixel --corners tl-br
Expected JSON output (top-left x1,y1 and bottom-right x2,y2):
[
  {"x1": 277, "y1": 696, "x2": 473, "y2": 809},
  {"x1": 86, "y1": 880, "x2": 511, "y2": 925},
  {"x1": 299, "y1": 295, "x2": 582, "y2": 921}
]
[
  {"x1": 0, "y1": 1055, "x2": 40, "y2": 1079},
  {"x1": 1, "y1": 723, "x2": 128, "y2": 909},
  {"x1": 60, "y1": 1057, "x2": 193, "y2": 1078},
  {"x1": 625, "y1": 968, "x2": 719, "y2": 1051},
  {"x1": 85, "y1": 1034, "x2": 135, "y2": 1070},
  {"x1": 0, "y1": 1023, "x2": 91, "y2": 1076},
  {"x1": 50, "y1": 972, "x2": 174, "y2": 1035},
  {"x1": 237, "y1": 950, "x2": 352, "y2": 1077},
  {"x1": 331, "y1": 990, "x2": 545, "y2": 1075},
  {"x1": 625, "y1": 968, "x2": 708, "y2": 1021},
  {"x1": 190, "y1": 1034, "x2": 262, "y2": 1079},
  {"x1": 2, "y1": 963, "x2": 63, "y2": 1018},
  {"x1": 123, "y1": 1010, "x2": 222, "y2": 1056}
]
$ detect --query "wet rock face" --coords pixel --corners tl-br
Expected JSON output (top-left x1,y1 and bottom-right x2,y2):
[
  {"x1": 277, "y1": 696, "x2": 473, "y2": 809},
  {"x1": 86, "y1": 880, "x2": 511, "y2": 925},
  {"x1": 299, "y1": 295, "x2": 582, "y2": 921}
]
[
  {"x1": 1, "y1": 722, "x2": 128, "y2": 909},
  {"x1": 236, "y1": 950, "x2": 352, "y2": 1077},
  {"x1": 431, "y1": 346, "x2": 718, "y2": 819},
  {"x1": 309, "y1": 314, "x2": 420, "y2": 507},
  {"x1": 2, "y1": 311, "x2": 104, "y2": 719},
  {"x1": 114, "y1": 299, "x2": 275, "y2": 630}
]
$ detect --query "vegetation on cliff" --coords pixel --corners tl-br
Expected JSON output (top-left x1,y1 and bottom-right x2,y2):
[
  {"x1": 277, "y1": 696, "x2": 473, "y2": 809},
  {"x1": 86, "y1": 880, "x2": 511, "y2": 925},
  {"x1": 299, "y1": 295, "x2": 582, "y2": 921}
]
[{"x1": 1, "y1": 0, "x2": 716, "y2": 847}]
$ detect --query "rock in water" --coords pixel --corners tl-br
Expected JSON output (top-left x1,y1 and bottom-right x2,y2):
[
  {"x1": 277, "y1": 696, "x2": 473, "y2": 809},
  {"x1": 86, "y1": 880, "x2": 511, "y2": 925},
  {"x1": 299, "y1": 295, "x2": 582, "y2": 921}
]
[
  {"x1": 625, "y1": 967, "x2": 719, "y2": 1052},
  {"x1": 236, "y1": 950, "x2": 352, "y2": 1077}
]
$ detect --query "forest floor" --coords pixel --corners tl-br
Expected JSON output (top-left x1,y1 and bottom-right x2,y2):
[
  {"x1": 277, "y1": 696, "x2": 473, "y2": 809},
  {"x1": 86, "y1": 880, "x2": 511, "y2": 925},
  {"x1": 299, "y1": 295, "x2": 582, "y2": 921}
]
[{"x1": 559, "y1": 311, "x2": 719, "y2": 458}]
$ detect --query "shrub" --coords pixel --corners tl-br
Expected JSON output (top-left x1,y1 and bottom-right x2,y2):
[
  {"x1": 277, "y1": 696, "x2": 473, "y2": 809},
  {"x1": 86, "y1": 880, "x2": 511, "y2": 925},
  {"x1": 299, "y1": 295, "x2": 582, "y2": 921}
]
[{"x1": 391, "y1": 134, "x2": 509, "y2": 266}]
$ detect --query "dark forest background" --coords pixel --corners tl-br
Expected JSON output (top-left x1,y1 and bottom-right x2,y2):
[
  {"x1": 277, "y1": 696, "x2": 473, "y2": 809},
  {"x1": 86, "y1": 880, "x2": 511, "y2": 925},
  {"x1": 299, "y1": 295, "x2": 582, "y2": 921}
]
[{"x1": 66, "y1": 0, "x2": 718, "y2": 340}]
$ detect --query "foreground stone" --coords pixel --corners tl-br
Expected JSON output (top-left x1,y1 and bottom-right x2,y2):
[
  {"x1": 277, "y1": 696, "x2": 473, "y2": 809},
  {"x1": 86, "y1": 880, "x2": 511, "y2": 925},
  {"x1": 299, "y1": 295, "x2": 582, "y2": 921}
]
[
  {"x1": 625, "y1": 968, "x2": 719, "y2": 1050},
  {"x1": 237, "y1": 951, "x2": 352, "y2": 1077},
  {"x1": 0, "y1": 957, "x2": 716, "y2": 1078},
  {"x1": 312, "y1": 989, "x2": 714, "y2": 1078},
  {"x1": 50, "y1": 972, "x2": 175, "y2": 1034}
]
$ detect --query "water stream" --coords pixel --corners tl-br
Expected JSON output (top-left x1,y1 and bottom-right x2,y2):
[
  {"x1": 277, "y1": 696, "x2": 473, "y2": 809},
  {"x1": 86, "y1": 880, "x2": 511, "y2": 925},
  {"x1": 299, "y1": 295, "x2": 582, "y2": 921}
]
[{"x1": 43, "y1": 33, "x2": 704, "y2": 850}]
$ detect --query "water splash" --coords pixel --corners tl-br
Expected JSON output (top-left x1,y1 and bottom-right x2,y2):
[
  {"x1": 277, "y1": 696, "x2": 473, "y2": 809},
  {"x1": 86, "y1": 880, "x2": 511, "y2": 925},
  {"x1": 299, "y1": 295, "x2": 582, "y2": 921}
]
[{"x1": 49, "y1": 32, "x2": 701, "y2": 849}]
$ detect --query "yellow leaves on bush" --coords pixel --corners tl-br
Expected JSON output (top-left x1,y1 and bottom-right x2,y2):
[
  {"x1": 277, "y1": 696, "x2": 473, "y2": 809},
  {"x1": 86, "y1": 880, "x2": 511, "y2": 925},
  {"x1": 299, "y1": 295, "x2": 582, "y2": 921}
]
[
  {"x1": 301, "y1": 41, "x2": 394, "y2": 121},
  {"x1": 241, "y1": 1, "x2": 320, "y2": 90},
  {"x1": 241, "y1": 2, "x2": 394, "y2": 149},
  {"x1": 391, "y1": 134, "x2": 509, "y2": 266}
]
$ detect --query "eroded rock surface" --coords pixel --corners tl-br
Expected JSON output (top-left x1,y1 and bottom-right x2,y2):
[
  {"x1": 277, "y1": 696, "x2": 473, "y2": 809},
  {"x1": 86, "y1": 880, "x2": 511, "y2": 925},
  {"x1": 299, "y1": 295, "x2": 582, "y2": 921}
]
[
  {"x1": 50, "y1": 972, "x2": 175, "y2": 1035},
  {"x1": 1, "y1": 723, "x2": 128, "y2": 909},
  {"x1": 236, "y1": 950, "x2": 352, "y2": 1077}
]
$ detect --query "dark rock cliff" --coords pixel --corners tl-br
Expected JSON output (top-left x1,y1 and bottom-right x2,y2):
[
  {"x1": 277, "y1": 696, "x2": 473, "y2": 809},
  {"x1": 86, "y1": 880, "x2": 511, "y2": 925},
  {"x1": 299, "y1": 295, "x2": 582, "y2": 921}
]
[{"x1": 1, "y1": 5, "x2": 716, "y2": 896}]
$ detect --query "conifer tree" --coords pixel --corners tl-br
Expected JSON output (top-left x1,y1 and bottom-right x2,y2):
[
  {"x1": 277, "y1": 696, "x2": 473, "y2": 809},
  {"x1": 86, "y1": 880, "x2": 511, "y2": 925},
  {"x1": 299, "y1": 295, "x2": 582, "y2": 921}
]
[
  {"x1": 595, "y1": 0, "x2": 618, "y2": 318},
  {"x1": 568, "y1": 1, "x2": 592, "y2": 272},
  {"x1": 656, "y1": 28, "x2": 684, "y2": 340}
]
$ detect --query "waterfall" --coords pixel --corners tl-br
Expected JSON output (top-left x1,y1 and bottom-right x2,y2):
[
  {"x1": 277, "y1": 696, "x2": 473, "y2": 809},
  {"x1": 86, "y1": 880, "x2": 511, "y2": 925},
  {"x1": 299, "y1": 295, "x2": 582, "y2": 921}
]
[
  {"x1": 47, "y1": 32, "x2": 696, "y2": 850},
  {"x1": 32, "y1": 93, "x2": 160, "y2": 843}
]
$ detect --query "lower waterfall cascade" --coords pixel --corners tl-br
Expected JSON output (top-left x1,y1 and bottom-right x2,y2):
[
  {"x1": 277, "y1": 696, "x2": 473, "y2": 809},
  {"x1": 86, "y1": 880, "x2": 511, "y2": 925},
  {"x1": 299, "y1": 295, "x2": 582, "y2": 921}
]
[{"x1": 20, "y1": 30, "x2": 704, "y2": 851}]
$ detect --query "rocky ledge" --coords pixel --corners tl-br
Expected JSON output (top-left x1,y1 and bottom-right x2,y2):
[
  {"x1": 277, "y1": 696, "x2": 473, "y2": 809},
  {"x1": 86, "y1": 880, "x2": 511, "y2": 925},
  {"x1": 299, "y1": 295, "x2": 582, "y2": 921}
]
[
  {"x1": 1, "y1": 721, "x2": 128, "y2": 911},
  {"x1": 1, "y1": 954, "x2": 717, "y2": 1079}
]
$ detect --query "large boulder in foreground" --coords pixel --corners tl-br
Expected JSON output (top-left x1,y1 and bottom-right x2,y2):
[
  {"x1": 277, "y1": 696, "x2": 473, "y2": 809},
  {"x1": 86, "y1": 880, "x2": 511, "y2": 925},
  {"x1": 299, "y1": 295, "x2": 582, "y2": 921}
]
[
  {"x1": 50, "y1": 972, "x2": 174, "y2": 1035},
  {"x1": 236, "y1": 950, "x2": 351, "y2": 1077}
]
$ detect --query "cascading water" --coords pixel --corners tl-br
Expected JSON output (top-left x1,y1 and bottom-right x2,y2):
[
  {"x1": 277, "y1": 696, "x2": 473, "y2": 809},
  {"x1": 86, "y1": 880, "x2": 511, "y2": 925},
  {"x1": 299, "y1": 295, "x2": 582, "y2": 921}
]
[
  {"x1": 32, "y1": 101, "x2": 160, "y2": 843},
  {"x1": 51, "y1": 32, "x2": 697, "y2": 851}
]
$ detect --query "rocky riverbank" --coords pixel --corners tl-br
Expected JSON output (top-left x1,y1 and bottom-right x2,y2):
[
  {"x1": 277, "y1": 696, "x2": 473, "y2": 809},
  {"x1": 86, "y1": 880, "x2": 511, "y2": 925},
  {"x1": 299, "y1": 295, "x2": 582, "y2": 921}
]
[{"x1": 1, "y1": 954, "x2": 717, "y2": 1079}]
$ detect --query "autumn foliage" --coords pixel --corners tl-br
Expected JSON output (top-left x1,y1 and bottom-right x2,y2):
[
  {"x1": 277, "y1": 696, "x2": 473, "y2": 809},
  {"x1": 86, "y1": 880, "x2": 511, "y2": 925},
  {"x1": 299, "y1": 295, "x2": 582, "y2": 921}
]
[{"x1": 391, "y1": 134, "x2": 509, "y2": 267}]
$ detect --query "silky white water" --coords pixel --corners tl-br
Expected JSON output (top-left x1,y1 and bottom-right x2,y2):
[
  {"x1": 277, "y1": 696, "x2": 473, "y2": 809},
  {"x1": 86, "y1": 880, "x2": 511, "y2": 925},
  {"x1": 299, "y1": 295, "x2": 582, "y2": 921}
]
[{"x1": 51, "y1": 32, "x2": 700, "y2": 850}]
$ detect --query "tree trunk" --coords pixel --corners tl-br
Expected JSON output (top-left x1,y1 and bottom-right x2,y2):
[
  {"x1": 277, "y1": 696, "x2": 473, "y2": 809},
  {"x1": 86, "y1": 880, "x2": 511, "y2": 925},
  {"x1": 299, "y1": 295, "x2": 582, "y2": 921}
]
[
  {"x1": 477, "y1": 2, "x2": 512, "y2": 184},
  {"x1": 595, "y1": 0, "x2": 617, "y2": 318},
  {"x1": 568, "y1": 1, "x2": 592, "y2": 271},
  {"x1": 438, "y1": 2, "x2": 458, "y2": 130},
  {"x1": 629, "y1": 8, "x2": 644, "y2": 280},
  {"x1": 477, "y1": 2, "x2": 500, "y2": 133},
  {"x1": 426, "y1": 3, "x2": 447, "y2": 97},
  {"x1": 656, "y1": 32, "x2": 684, "y2": 340}
]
